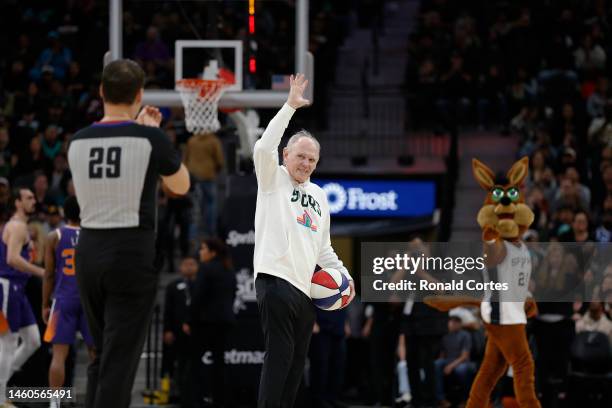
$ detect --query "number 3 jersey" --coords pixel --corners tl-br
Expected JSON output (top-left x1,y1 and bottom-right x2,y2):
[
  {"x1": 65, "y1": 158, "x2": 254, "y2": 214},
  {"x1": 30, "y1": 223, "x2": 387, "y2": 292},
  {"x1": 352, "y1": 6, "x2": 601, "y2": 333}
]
[
  {"x1": 53, "y1": 226, "x2": 80, "y2": 299},
  {"x1": 481, "y1": 240, "x2": 532, "y2": 325},
  {"x1": 68, "y1": 121, "x2": 181, "y2": 230}
]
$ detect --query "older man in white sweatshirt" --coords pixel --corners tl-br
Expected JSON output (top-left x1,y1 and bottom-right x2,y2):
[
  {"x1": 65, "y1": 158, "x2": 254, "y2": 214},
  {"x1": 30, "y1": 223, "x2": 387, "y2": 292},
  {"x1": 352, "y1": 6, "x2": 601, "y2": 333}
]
[{"x1": 253, "y1": 73, "x2": 355, "y2": 407}]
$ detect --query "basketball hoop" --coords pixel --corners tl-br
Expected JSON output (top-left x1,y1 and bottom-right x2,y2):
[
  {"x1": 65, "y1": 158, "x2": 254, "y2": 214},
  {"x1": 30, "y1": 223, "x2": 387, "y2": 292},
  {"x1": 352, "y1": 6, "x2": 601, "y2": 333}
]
[{"x1": 176, "y1": 70, "x2": 234, "y2": 134}]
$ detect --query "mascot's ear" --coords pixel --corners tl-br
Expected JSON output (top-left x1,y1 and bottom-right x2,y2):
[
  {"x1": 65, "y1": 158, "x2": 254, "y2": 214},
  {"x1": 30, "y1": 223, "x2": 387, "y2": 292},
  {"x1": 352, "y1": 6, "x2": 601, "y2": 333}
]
[
  {"x1": 507, "y1": 156, "x2": 529, "y2": 187},
  {"x1": 472, "y1": 158, "x2": 495, "y2": 191}
]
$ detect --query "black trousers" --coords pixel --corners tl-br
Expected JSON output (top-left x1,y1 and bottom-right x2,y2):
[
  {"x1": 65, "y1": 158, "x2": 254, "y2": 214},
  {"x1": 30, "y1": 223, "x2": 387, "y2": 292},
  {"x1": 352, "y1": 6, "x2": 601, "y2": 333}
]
[
  {"x1": 255, "y1": 274, "x2": 315, "y2": 408},
  {"x1": 369, "y1": 319, "x2": 399, "y2": 405},
  {"x1": 76, "y1": 229, "x2": 159, "y2": 408},
  {"x1": 193, "y1": 323, "x2": 232, "y2": 407},
  {"x1": 404, "y1": 333, "x2": 442, "y2": 406}
]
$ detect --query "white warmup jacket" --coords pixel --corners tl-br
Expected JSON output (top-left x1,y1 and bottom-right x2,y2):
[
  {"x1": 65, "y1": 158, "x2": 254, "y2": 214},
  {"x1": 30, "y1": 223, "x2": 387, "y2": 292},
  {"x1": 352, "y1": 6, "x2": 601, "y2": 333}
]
[{"x1": 252, "y1": 103, "x2": 350, "y2": 297}]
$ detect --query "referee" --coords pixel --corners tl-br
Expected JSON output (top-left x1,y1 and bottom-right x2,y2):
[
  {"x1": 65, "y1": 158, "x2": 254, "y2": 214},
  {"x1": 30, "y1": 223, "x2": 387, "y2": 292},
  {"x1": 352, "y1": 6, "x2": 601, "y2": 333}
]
[
  {"x1": 67, "y1": 59, "x2": 189, "y2": 408},
  {"x1": 253, "y1": 74, "x2": 355, "y2": 407}
]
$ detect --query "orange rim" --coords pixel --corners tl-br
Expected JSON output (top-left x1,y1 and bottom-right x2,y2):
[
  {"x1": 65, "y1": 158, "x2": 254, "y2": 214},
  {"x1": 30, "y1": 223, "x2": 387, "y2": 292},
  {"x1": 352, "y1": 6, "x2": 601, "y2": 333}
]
[{"x1": 176, "y1": 78, "x2": 233, "y2": 99}]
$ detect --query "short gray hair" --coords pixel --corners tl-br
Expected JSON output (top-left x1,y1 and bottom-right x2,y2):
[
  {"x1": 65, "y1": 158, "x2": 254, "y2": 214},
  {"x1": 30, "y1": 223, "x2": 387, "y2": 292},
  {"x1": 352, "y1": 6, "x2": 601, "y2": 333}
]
[{"x1": 285, "y1": 130, "x2": 320, "y2": 152}]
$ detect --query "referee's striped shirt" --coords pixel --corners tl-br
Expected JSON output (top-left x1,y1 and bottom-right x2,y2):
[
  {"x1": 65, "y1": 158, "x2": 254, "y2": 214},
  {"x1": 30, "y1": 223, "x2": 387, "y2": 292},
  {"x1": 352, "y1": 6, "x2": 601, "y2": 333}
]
[{"x1": 68, "y1": 121, "x2": 181, "y2": 230}]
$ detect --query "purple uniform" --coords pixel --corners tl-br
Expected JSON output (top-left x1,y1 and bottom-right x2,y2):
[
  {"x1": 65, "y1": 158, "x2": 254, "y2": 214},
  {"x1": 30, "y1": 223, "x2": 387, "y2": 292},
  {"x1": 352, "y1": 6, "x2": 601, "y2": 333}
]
[
  {"x1": 44, "y1": 226, "x2": 93, "y2": 346},
  {"x1": 0, "y1": 227, "x2": 36, "y2": 333}
]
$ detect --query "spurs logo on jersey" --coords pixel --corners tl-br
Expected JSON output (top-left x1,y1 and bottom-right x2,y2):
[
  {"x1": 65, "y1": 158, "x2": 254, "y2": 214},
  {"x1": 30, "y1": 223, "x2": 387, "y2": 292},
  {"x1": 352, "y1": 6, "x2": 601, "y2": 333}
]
[{"x1": 290, "y1": 189, "x2": 322, "y2": 216}]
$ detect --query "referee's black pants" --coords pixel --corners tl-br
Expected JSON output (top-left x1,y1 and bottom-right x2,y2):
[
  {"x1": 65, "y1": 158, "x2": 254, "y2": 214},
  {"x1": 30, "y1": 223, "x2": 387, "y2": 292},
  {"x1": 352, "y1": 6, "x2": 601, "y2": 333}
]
[
  {"x1": 76, "y1": 229, "x2": 159, "y2": 408},
  {"x1": 255, "y1": 273, "x2": 315, "y2": 408}
]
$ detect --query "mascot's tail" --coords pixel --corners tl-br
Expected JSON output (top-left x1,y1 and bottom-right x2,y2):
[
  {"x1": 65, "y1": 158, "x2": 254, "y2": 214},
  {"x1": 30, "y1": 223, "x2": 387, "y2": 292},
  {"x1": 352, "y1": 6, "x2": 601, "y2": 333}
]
[
  {"x1": 424, "y1": 295, "x2": 539, "y2": 318},
  {"x1": 423, "y1": 295, "x2": 481, "y2": 312}
]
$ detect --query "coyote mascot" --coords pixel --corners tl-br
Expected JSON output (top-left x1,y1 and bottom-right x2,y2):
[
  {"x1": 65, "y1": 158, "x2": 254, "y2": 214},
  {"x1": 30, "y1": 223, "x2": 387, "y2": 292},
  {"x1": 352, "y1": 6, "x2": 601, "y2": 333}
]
[{"x1": 426, "y1": 157, "x2": 541, "y2": 408}]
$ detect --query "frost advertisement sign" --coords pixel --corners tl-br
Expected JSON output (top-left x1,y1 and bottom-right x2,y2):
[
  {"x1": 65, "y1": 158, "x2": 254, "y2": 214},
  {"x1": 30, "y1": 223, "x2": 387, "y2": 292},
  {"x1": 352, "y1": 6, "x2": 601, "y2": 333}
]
[{"x1": 312, "y1": 179, "x2": 436, "y2": 217}]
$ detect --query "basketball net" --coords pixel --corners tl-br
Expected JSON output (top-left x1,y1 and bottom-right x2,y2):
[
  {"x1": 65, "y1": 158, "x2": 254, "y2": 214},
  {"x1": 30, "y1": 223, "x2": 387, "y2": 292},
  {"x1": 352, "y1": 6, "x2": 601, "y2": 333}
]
[{"x1": 176, "y1": 64, "x2": 235, "y2": 134}]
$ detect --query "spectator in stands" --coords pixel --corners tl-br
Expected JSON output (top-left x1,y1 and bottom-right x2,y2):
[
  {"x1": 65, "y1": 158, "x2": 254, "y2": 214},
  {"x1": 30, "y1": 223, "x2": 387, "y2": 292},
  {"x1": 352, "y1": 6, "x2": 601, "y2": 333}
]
[
  {"x1": 538, "y1": 167, "x2": 558, "y2": 206},
  {"x1": 0, "y1": 128, "x2": 16, "y2": 178},
  {"x1": 603, "y1": 165, "x2": 612, "y2": 198},
  {"x1": 434, "y1": 315, "x2": 475, "y2": 408},
  {"x1": 528, "y1": 150, "x2": 548, "y2": 185},
  {"x1": 564, "y1": 167, "x2": 591, "y2": 208},
  {"x1": 552, "y1": 177, "x2": 587, "y2": 214},
  {"x1": 550, "y1": 103, "x2": 582, "y2": 149},
  {"x1": 5, "y1": 61, "x2": 29, "y2": 95},
  {"x1": 30, "y1": 31, "x2": 72, "y2": 81},
  {"x1": 436, "y1": 52, "x2": 473, "y2": 126},
  {"x1": 77, "y1": 84, "x2": 104, "y2": 125},
  {"x1": 548, "y1": 204, "x2": 575, "y2": 239},
  {"x1": 11, "y1": 34, "x2": 36, "y2": 69},
  {"x1": 535, "y1": 242, "x2": 579, "y2": 297},
  {"x1": 12, "y1": 110, "x2": 38, "y2": 155},
  {"x1": 158, "y1": 189, "x2": 192, "y2": 273},
  {"x1": 588, "y1": 103, "x2": 612, "y2": 150},
  {"x1": 557, "y1": 147, "x2": 579, "y2": 175},
  {"x1": 65, "y1": 62, "x2": 85, "y2": 101},
  {"x1": 526, "y1": 186, "x2": 549, "y2": 233},
  {"x1": 477, "y1": 62, "x2": 507, "y2": 129},
  {"x1": 18, "y1": 82, "x2": 43, "y2": 119},
  {"x1": 32, "y1": 171, "x2": 55, "y2": 221},
  {"x1": 158, "y1": 127, "x2": 192, "y2": 272},
  {"x1": 574, "y1": 34, "x2": 607, "y2": 72},
  {"x1": 576, "y1": 301, "x2": 612, "y2": 344},
  {"x1": 519, "y1": 125, "x2": 555, "y2": 160},
  {"x1": 47, "y1": 154, "x2": 71, "y2": 205},
  {"x1": 12, "y1": 135, "x2": 47, "y2": 180},
  {"x1": 566, "y1": 210, "x2": 594, "y2": 243},
  {"x1": 41, "y1": 125, "x2": 62, "y2": 162},
  {"x1": 133, "y1": 26, "x2": 171, "y2": 70},
  {"x1": 511, "y1": 104, "x2": 540, "y2": 143},
  {"x1": 184, "y1": 132, "x2": 224, "y2": 238},
  {"x1": 587, "y1": 77, "x2": 609, "y2": 119},
  {"x1": 45, "y1": 204, "x2": 63, "y2": 232},
  {"x1": 411, "y1": 58, "x2": 439, "y2": 129},
  {"x1": 507, "y1": 68, "x2": 535, "y2": 120},
  {"x1": 595, "y1": 206, "x2": 612, "y2": 242}
]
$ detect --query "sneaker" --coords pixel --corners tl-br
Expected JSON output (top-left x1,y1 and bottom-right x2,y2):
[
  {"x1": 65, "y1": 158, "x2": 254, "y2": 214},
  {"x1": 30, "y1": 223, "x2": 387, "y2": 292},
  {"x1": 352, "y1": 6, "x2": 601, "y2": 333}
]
[{"x1": 395, "y1": 392, "x2": 412, "y2": 404}]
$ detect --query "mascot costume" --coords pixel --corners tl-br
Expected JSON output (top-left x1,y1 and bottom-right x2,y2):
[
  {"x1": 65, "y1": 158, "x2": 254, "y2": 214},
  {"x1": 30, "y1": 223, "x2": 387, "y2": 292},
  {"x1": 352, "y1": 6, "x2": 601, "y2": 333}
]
[{"x1": 426, "y1": 157, "x2": 541, "y2": 408}]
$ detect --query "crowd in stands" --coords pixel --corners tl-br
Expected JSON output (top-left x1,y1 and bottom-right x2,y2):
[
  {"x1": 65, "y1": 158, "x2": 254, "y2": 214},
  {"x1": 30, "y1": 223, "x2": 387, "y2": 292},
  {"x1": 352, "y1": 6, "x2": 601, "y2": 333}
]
[
  {"x1": 0, "y1": 0, "x2": 351, "y2": 254},
  {"x1": 2, "y1": 0, "x2": 611, "y2": 407},
  {"x1": 400, "y1": 0, "x2": 612, "y2": 407},
  {"x1": 407, "y1": 0, "x2": 612, "y2": 134}
]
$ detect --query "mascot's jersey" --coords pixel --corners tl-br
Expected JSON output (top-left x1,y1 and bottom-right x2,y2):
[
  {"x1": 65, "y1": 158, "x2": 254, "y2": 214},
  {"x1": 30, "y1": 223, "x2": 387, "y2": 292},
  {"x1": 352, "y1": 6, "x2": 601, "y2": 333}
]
[{"x1": 481, "y1": 241, "x2": 531, "y2": 325}]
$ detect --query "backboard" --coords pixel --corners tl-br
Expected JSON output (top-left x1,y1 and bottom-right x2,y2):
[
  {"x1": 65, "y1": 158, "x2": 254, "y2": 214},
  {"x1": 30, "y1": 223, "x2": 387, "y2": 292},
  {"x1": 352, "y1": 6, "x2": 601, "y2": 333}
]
[
  {"x1": 107, "y1": 0, "x2": 314, "y2": 109},
  {"x1": 175, "y1": 40, "x2": 242, "y2": 92}
]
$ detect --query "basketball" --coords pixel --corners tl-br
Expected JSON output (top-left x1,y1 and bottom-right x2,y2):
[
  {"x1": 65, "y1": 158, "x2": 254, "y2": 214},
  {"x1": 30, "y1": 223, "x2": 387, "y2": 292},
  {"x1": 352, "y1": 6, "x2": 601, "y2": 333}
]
[{"x1": 310, "y1": 268, "x2": 351, "y2": 311}]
